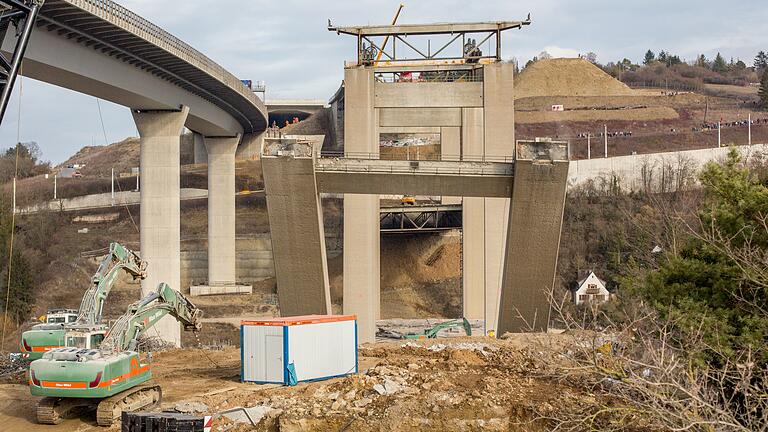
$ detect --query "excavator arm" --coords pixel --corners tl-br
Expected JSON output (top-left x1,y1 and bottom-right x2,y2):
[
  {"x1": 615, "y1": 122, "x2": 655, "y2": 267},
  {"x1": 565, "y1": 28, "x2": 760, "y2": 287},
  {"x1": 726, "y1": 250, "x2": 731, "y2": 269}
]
[
  {"x1": 99, "y1": 283, "x2": 202, "y2": 353},
  {"x1": 75, "y1": 242, "x2": 147, "y2": 325}
]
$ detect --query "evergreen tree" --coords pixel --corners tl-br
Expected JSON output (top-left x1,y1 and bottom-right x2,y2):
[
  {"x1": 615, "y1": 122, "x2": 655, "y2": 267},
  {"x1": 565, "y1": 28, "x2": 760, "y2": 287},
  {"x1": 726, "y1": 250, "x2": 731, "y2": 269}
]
[
  {"x1": 760, "y1": 69, "x2": 768, "y2": 110},
  {"x1": 754, "y1": 51, "x2": 768, "y2": 69},
  {"x1": 1, "y1": 250, "x2": 33, "y2": 325},
  {"x1": 712, "y1": 52, "x2": 728, "y2": 73},
  {"x1": 667, "y1": 55, "x2": 682, "y2": 66},
  {"x1": 636, "y1": 150, "x2": 768, "y2": 365},
  {"x1": 696, "y1": 54, "x2": 709, "y2": 68},
  {"x1": 643, "y1": 50, "x2": 655, "y2": 65}
]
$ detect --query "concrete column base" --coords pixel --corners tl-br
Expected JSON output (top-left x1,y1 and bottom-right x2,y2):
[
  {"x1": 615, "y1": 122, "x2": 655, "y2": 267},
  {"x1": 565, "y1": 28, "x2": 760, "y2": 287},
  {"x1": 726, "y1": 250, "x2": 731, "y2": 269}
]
[
  {"x1": 190, "y1": 284, "x2": 253, "y2": 296},
  {"x1": 133, "y1": 106, "x2": 190, "y2": 348}
]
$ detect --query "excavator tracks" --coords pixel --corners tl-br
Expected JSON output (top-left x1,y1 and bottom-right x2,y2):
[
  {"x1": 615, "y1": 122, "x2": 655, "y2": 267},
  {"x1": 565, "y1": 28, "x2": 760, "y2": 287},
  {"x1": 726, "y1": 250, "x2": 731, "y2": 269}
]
[
  {"x1": 96, "y1": 384, "x2": 162, "y2": 427},
  {"x1": 36, "y1": 397, "x2": 62, "y2": 425},
  {"x1": 36, "y1": 397, "x2": 96, "y2": 425}
]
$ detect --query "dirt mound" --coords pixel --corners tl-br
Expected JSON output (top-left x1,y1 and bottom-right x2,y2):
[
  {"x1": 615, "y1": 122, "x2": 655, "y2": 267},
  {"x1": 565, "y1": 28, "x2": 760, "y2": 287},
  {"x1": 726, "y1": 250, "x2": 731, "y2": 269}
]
[
  {"x1": 328, "y1": 233, "x2": 462, "y2": 319},
  {"x1": 516, "y1": 58, "x2": 636, "y2": 98}
]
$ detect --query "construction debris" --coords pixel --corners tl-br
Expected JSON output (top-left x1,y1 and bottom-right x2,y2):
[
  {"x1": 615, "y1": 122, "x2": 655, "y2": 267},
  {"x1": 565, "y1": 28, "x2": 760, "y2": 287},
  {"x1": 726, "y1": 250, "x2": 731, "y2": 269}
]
[{"x1": 174, "y1": 401, "x2": 210, "y2": 414}]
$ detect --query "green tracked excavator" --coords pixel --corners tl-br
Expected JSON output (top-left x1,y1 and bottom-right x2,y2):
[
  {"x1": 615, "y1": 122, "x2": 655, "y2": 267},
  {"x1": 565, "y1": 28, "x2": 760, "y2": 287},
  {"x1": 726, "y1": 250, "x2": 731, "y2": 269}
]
[
  {"x1": 20, "y1": 242, "x2": 147, "y2": 360},
  {"x1": 28, "y1": 282, "x2": 203, "y2": 426}
]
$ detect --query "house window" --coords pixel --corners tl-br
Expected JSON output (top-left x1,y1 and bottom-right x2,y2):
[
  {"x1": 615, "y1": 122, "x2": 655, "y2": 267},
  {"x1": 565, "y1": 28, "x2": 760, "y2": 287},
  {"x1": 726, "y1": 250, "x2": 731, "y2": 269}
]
[
  {"x1": 595, "y1": 295, "x2": 606, "y2": 302},
  {"x1": 579, "y1": 295, "x2": 589, "y2": 302},
  {"x1": 586, "y1": 284, "x2": 600, "y2": 294}
]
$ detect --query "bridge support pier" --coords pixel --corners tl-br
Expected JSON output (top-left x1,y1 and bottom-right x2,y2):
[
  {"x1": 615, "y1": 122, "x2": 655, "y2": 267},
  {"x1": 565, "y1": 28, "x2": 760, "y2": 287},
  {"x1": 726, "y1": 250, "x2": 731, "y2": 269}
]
[
  {"x1": 133, "y1": 106, "x2": 189, "y2": 347},
  {"x1": 236, "y1": 132, "x2": 264, "y2": 160},
  {"x1": 262, "y1": 155, "x2": 331, "y2": 315},
  {"x1": 189, "y1": 135, "x2": 253, "y2": 296},
  {"x1": 343, "y1": 194, "x2": 380, "y2": 343},
  {"x1": 193, "y1": 132, "x2": 207, "y2": 165},
  {"x1": 497, "y1": 159, "x2": 569, "y2": 334}
]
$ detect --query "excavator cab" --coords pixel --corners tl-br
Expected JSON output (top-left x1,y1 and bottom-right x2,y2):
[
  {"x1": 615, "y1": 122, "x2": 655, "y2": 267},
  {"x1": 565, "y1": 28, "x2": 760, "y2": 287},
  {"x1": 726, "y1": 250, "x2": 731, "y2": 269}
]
[
  {"x1": 64, "y1": 330, "x2": 107, "y2": 350},
  {"x1": 46, "y1": 309, "x2": 79, "y2": 324}
]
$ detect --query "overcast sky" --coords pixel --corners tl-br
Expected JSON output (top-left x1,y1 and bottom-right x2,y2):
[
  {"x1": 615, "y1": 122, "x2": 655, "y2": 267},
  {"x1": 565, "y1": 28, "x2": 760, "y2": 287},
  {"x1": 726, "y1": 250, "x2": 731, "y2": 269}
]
[{"x1": 0, "y1": 0, "x2": 765, "y2": 163}]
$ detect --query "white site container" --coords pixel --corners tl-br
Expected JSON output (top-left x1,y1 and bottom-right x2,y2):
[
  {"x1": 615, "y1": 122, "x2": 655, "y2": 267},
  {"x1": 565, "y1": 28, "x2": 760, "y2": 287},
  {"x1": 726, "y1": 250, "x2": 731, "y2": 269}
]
[{"x1": 241, "y1": 315, "x2": 358, "y2": 385}]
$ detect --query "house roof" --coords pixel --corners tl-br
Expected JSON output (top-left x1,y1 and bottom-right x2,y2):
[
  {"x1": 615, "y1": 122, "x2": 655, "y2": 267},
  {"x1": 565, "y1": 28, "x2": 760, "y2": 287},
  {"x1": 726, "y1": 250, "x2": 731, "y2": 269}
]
[{"x1": 577, "y1": 271, "x2": 607, "y2": 289}]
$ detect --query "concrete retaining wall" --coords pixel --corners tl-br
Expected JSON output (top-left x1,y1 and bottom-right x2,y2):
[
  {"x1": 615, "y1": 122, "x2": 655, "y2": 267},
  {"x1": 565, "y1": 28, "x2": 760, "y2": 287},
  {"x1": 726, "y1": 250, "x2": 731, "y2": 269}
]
[
  {"x1": 18, "y1": 188, "x2": 208, "y2": 214},
  {"x1": 180, "y1": 235, "x2": 275, "y2": 292},
  {"x1": 568, "y1": 144, "x2": 768, "y2": 192}
]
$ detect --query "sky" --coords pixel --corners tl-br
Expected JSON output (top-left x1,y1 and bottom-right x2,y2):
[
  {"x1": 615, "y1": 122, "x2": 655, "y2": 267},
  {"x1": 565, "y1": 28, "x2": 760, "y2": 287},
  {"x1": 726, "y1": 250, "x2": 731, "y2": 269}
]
[{"x1": 0, "y1": 0, "x2": 766, "y2": 164}]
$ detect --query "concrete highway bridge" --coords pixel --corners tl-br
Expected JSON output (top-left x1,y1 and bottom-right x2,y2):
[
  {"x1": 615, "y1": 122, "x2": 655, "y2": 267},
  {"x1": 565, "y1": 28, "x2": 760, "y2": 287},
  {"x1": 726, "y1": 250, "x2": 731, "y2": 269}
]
[
  {"x1": 2, "y1": 0, "x2": 269, "y2": 345},
  {"x1": 266, "y1": 99, "x2": 326, "y2": 126}
]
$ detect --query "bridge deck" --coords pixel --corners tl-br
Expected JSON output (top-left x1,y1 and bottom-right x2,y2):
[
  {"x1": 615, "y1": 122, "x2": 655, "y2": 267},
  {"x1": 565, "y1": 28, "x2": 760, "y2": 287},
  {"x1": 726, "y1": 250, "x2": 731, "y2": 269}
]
[{"x1": 36, "y1": 0, "x2": 267, "y2": 133}]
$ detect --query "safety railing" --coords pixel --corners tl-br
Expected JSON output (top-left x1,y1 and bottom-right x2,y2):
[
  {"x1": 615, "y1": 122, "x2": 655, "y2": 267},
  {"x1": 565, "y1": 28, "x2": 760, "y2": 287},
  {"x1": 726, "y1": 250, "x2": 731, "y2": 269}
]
[
  {"x1": 375, "y1": 71, "x2": 483, "y2": 83},
  {"x1": 315, "y1": 163, "x2": 512, "y2": 177},
  {"x1": 67, "y1": 0, "x2": 259, "y2": 107},
  {"x1": 321, "y1": 151, "x2": 516, "y2": 164}
]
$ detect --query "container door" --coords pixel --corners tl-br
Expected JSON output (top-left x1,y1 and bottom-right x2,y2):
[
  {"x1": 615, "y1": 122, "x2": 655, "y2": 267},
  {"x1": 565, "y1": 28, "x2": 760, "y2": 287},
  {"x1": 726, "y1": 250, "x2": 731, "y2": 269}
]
[{"x1": 265, "y1": 334, "x2": 284, "y2": 383}]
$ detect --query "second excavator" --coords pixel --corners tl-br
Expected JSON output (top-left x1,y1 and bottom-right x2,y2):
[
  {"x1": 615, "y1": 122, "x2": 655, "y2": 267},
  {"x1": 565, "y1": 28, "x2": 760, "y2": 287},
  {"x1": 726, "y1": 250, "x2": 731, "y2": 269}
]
[
  {"x1": 20, "y1": 242, "x2": 147, "y2": 360},
  {"x1": 29, "y1": 282, "x2": 203, "y2": 426}
]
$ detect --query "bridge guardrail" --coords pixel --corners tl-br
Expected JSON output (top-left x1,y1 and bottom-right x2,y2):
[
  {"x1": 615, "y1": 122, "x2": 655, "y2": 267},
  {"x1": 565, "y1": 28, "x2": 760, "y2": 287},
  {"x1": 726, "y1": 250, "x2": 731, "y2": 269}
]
[
  {"x1": 70, "y1": 0, "x2": 260, "y2": 109},
  {"x1": 320, "y1": 151, "x2": 516, "y2": 164}
]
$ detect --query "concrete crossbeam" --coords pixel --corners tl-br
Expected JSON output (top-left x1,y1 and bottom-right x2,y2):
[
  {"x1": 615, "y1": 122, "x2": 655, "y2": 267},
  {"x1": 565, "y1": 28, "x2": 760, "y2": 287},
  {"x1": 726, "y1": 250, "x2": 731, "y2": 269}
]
[
  {"x1": 497, "y1": 160, "x2": 569, "y2": 334},
  {"x1": 374, "y1": 82, "x2": 484, "y2": 108},
  {"x1": 262, "y1": 156, "x2": 331, "y2": 316},
  {"x1": 205, "y1": 136, "x2": 240, "y2": 287},
  {"x1": 133, "y1": 106, "x2": 189, "y2": 347},
  {"x1": 315, "y1": 172, "x2": 512, "y2": 198}
]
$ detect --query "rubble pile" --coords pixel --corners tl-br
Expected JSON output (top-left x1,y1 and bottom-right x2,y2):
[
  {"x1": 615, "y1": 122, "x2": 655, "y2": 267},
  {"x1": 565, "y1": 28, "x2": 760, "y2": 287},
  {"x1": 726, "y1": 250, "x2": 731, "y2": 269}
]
[
  {"x1": 0, "y1": 352, "x2": 28, "y2": 383},
  {"x1": 202, "y1": 336, "x2": 637, "y2": 432}
]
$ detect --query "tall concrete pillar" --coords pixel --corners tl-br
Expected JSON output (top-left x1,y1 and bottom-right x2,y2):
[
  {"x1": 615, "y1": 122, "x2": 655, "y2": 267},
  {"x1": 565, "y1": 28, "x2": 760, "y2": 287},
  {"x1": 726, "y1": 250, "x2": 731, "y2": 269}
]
[
  {"x1": 133, "y1": 106, "x2": 189, "y2": 347},
  {"x1": 343, "y1": 194, "x2": 379, "y2": 342},
  {"x1": 205, "y1": 136, "x2": 239, "y2": 286},
  {"x1": 193, "y1": 132, "x2": 207, "y2": 165},
  {"x1": 343, "y1": 67, "x2": 380, "y2": 344},
  {"x1": 481, "y1": 63, "x2": 515, "y2": 333},
  {"x1": 498, "y1": 159, "x2": 569, "y2": 334},
  {"x1": 441, "y1": 126, "x2": 462, "y2": 205},
  {"x1": 236, "y1": 132, "x2": 264, "y2": 161},
  {"x1": 461, "y1": 107, "x2": 485, "y2": 321}
]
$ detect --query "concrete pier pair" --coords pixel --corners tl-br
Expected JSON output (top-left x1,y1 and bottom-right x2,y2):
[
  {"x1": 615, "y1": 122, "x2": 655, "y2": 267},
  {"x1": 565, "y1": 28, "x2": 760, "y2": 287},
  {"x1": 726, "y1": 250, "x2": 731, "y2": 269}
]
[
  {"x1": 262, "y1": 62, "x2": 570, "y2": 344},
  {"x1": 133, "y1": 107, "x2": 247, "y2": 345}
]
